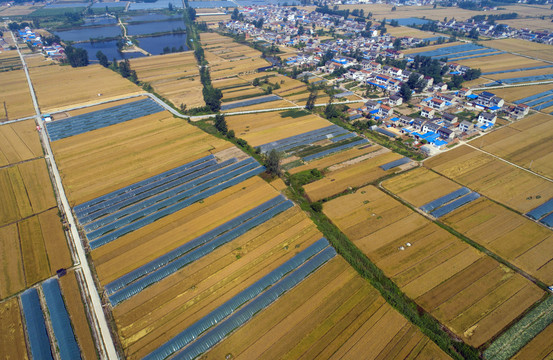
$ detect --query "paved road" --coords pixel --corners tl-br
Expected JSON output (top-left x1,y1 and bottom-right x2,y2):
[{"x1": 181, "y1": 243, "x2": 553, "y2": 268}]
[{"x1": 11, "y1": 32, "x2": 119, "y2": 360}]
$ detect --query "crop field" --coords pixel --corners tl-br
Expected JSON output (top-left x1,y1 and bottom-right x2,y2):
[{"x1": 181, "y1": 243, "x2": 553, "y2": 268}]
[
  {"x1": 0, "y1": 52, "x2": 22, "y2": 71},
  {"x1": 0, "y1": 4, "x2": 38, "y2": 15},
  {"x1": 304, "y1": 149, "x2": 404, "y2": 202},
  {"x1": 323, "y1": 185, "x2": 544, "y2": 347},
  {"x1": 481, "y1": 38, "x2": 553, "y2": 62},
  {"x1": 470, "y1": 113, "x2": 553, "y2": 179},
  {"x1": 0, "y1": 120, "x2": 43, "y2": 166},
  {"x1": 487, "y1": 66, "x2": 553, "y2": 81},
  {"x1": 386, "y1": 26, "x2": 438, "y2": 39},
  {"x1": 424, "y1": 145, "x2": 553, "y2": 213},
  {"x1": 384, "y1": 168, "x2": 553, "y2": 284},
  {"x1": 462, "y1": 53, "x2": 549, "y2": 74},
  {"x1": 58, "y1": 270, "x2": 98, "y2": 359},
  {"x1": 203, "y1": 256, "x2": 450, "y2": 360},
  {"x1": 51, "y1": 110, "x2": 231, "y2": 205},
  {"x1": 29, "y1": 64, "x2": 143, "y2": 113},
  {"x1": 402, "y1": 41, "x2": 465, "y2": 55},
  {"x1": 0, "y1": 297, "x2": 28, "y2": 360},
  {"x1": 289, "y1": 144, "x2": 382, "y2": 174},
  {"x1": 225, "y1": 110, "x2": 332, "y2": 147},
  {"x1": 486, "y1": 83, "x2": 553, "y2": 102},
  {"x1": 59, "y1": 96, "x2": 149, "y2": 118},
  {"x1": 0, "y1": 69, "x2": 35, "y2": 120},
  {"x1": 511, "y1": 322, "x2": 553, "y2": 360},
  {"x1": 501, "y1": 18, "x2": 553, "y2": 32},
  {"x1": 130, "y1": 52, "x2": 205, "y2": 108}
]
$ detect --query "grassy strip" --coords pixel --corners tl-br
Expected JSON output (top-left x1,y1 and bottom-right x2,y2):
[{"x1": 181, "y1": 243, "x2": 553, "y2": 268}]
[
  {"x1": 217, "y1": 83, "x2": 251, "y2": 91},
  {"x1": 284, "y1": 177, "x2": 480, "y2": 360},
  {"x1": 293, "y1": 137, "x2": 362, "y2": 158},
  {"x1": 222, "y1": 92, "x2": 265, "y2": 103},
  {"x1": 364, "y1": 130, "x2": 425, "y2": 161}
]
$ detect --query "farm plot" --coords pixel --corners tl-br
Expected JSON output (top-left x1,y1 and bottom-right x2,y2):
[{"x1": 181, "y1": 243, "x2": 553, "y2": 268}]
[
  {"x1": 486, "y1": 66, "x2": 553, "y2": 82},
  {"x1": 203, "y1": 256, "x2": 450, "y2": 360},
  {"x1": 481, "y1": 38, "x2": 553, "y2": 62},
  {"x1": 386, "y1": 25, "x2": 437, "y2": 38},
  {"x1": 304, "y1": 149, "x2": 404, "y2": 202},
  {"x1": 402, "y1": 41, "x2": 465, "y2": 55},
  {"x1": 0, "y1": 297, "x2": 28, "y2": 360},
  {"x1": 424, "y1": 145, "x2": 553, "y2": 213},
  {"x1": 289, "y1": 144, "x2": 382, "y2": 174},
  {"x1": 323, "y1": 185, "x2": 545, "y2": 347},
  {"x1": 0, "y1": 69, "x2": 35, "y2": 120},
  {"x1": 29, "y1": 64, "x2": 143, "y2": 113},
  {"x1": 0, "y1": 120, "x2": 43, "y2": 166},
  {"x1": 130, "y1": 52, "x2": 205, "y2": 108},
  {"x1": 487, "y1": 83, "x2": 553, "y2": 103},
  {"x1": 384, "y1": 167, "x2": 553, "y2": 284},
  {"x1": 225, "y1": 110, "x2": 332, "y2": 147},
  {"x1": 470, "y1": 113, "x2": 553, "y2": 179},
  {"x1": 51, "y1": 110, "x2": 231, "y2": 205}
]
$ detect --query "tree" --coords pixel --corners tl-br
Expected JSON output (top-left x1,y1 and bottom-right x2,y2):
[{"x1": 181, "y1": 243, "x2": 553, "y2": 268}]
[
  {"x1": 266, "y1": 149, "x2": 281, "y2": 176},
  {"x1": 203, "y1": 86, "x2": 223, "y2": 112},
  {"x1": 96, "y1": 51, "x2": 109, "y2": 67},
  {"x1": 305, "y1": 91, "x2": 317, "y2": 110},
  {"x1": 231, "y1": 8, "x2": 239, "y2": 20},
  {"x1": 119, "y1": 59, "x2": 131, "y2": 78},
  {"x1": 468, "y1": 28, "x2": 479, "y2": 40},
  {"x1": 399, "y1": 83, "x2": 412, "y2": 102},
  {"x1": 214, "y1": 114, "x2": 228, "y2": 134},
  {"x1": 65, "y1": 46, "x2": 89, "y2": 67},
  {"x1": 168, "y1": 2, "x2": 173, "y2": 11},
  {"x1": 393, "y1": 38, "x2": 402, "y2": 51},
  {"x1": 255, "y1": 18, "x2": 264, "y2": 29},
  {"x1": 391, "y1": 6, "x2": 396, "y2": 11}
]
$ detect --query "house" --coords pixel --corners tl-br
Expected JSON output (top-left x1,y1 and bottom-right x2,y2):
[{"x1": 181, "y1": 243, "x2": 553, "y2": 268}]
[
  {"x1": 441, "y1": 112, "x2": 458, "y2": 125},
  {"x1": 477, "y1": 112, "x2": 497, "y2": 127},
  {"x1": 421, "y1": 106, "x2": 435, "y2": 118},
  {"x1": 428, "y1": 98, "x2": 445, "y2": 110},
  {"x1": 398, "y1": 115, "x2": 413, "y2": 127},
  {"x1": 378, "y1": 104, "x2": 392, "y2": 118},
  {"x1": 365, "y1": 100, "x2": 380, "y2": 111},
  {"x1": 434, "y1": 82, "x2": 448, "y2": 91},
  {"x1": 423, "y1": 121, "x2": 441, "y2": 133},
  {"x1": 388, "y1": 94, "x2": 403, "y2": 106},
  {"x1": 475, "y1": 91, "x2": 504, "y2": 108},
  {"x1": 412, "y1": 118, "x2": 427, "y2": 131},
  {"x1": 435, "y1": 93, "x2": 455, "y2": 103},
  {"x1": 509, "y1": 103, "x2": 530, "y2": 119},
  {"x1": 458, "y1": 88, "x2": 472, "y2": 97},
  {"x1": 438, "y1": 127, "x2": 455, "y2": 140},
  {"x1": 459, "y1": 120, "x2": 474, "y2": 132}
]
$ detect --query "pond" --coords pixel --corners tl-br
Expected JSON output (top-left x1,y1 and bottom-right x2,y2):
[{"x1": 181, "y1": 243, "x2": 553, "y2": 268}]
[
  {"x1": 83, "y1": 16, "x2": 117, "y2": 26},
  {"x1": 387, "y1": 17, "x2": 434, "y2": 26},
  {"x1": 137, "y1": 33, "x2": 188, "y2": 55},
  {"x1": 126, "y1": 19, "x2": 186, "y2": 36},
  {"x1": 74, "y1": 40, "x2": 145, "y2": 61},
  {"x1": 54, "y1": 25, "x2": 122, "y2": 42},
  {"x1": 123, "y1": 13, "x2": 180, "y2": 22}
]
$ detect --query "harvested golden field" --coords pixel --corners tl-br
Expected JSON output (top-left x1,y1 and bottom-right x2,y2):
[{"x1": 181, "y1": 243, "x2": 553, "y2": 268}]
[
  {"x1": 425, "y1": 145, "x2": 553, "y2": 213},
  {"x1": 487, "y1": 66, "x2": 553, "y2": 81},
  {"x1": 0, "y1": 4, "x2": 37, "y2": 15},
  {"x1": 501, "y1": 18, "x2": 553, "y2": 32},
  {"x1": 0, "y1": 69, "x2": 35, "y2": 120},
  {"x1": 0, "y1": 297, "x2": 28, "y2": 360},
  {"x1": 0, "y1": 158, "x2": 56, "y2": 226},
  {"x1": 386, "y1": 26, "x2": 438, "y2": 39},
  {"x1": 111, "y1": 203, "x2": 322, "y2": 359},
  {"x1": 512, "y1": 322, "x2": 553, "y2": 360},
  {"x1": 459, "y1": 53, "x2": 548, "y2": 73},
  {"x1": 221, "y1": 85, "x2": 264, "y2": 101},
  {"x1": 0, "y1": 120, "x2": 43, "y2": 166},
  {"x1": 470, "y1": 113, "x2": 553, "y2": 179},
  {"x1": 225, "y1": 110, "x2": 331, "y2": 147},
  {"x1": 0, "y1": 223, "x2": 26, "y2": 298},
  {"x1": 51, "y1": 111, "x2": 231, "y2": 205},
  {"x1": 130, "y1": 52, "x2": 205, "y2": 108},
  {"x1": 443, "y1": 197, "x2": 553, "y2": 284},
  {"x1": 323, "y1": 185, "x2": 544, "y2": 347},
  {"x1": 29, "y1": 64, "x2": 143, "y2": 113},
  {"x1": 204, "y1": 257, "x2": 450, "y2": 360},
  {"x1": 304, "y1": 149, "x2": 403, "y2": 202},
  {"x1": 481, "y1": 38, "x2": 553, "y2": 62},
  {"x1": 290, "y1": 144, "x2": 381, "y2": 174},
  {"x1": 24, "y1": 54, "x2": 55, "y2": 69},
  {"x1": 59, "y1": 270, "x2": 98, "y2": 359},
  {"x1": 221, "y1": 98, "x2": 292, "y2": 113},
  {"x1": 487, "y1": 83, "x2": 553, "y2": 102}
]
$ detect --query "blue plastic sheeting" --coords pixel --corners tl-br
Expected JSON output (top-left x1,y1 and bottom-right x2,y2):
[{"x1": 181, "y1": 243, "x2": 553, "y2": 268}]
[
  {"x1": 144, "y1": 238, "x2": 334, "y2": 360},
  {"x1": 42, "y1": 279, "x2": 82, "y2": 360},
  {"x1": 258, "y1": 125, "x2": 349, "y2": 154},
  {"x1": 514, "y1": 89, "x2": 553, "y2": 105},
  {"x1": 375, "y1": 127, "x2": 397, "y2": 138},
  {"x1": 439, "y1": 48, "x2": 497, "y2": 60},
  {"x1": 46, "y1": 98, "x2": 164, "y2": 141},
  {"x1": 409, "y1": 43, "x2": 482, "y2": 58},
  {"x1": 330, "y1": 132, "x2": 357, "y2": 143},
  {"x1": 526, "y1": 94, "x2": 553, "y2": 107},
  {"x1": 430, "y1": 192, "x2": 480, "y2": 218},
  {"x1": 526, "y1": 198, "x2": 553, "y2": 220},
  {"x1": 105, "y1": 195, "x2": 287, "y2": 294},
  {"x1": 334, "y1": 91, "x2": 353, "y2": 98},
  {"x1": 386, "y1": 17, "x2": 433, "y2": 26},
  {"x1": 173, "y1": 247, "x2": 337, "y2": 360},
  {"x1": 540, "y1": 212, "x2": 553, "y2": 227},
  {"x1": 500, "y1": 73, "x2": 553, "y2": 84},
  {"x1": 75, "y1": 155, "x2": 214, "y2": 216},
  {"x1": 534, "y1": 99, "x2": 553, "y2": 111},
  {"x1": 80, "y1": 159, "x2": 230, "y2": 226},
  {"x1": 380, "y1": 157, "x2": 411, "y2": 171},
  {"x1": 420, "y1": 187, "x2": 470, "y2": 213},
  {"x1": 220, "y1": 95, "x2": 281, "y2": 111},
  {"x1": 86, "y1": 159, "x2": 256, "y2": 237},
  {"x1": 108, "y1": 199, "x2": 294, "y2": 305},
  {"x1": 128, "y1": 0, "x2": 184, "y2": 10},
  {"x1": 303, "y1": 138, "x2": 368, "y2": 162},
  {"x1": 446, "y1": 51, "x2": 505, "y2": 61},
  {"x1": 21, "y1": 288, "x2": 54, "y2": 360},
  {"x1": 482, "y1": 65, "x2": 553, "y2": 75}
]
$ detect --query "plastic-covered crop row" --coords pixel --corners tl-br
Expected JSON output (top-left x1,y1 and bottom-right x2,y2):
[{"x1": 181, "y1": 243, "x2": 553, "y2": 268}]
[
  {"x1": 514, "y1": 89, "x2": 553, "y2": 104},
  {"x1": 330, "y1": 132, "x2": 357, "y2": 143},
  {"x1": 89, "y1": 165, "x2": 265, "y2": 248},
  {"x1": 440, "y1": 47, "x2": 497, "y2": 59},
  {"x1": 20, "y1": 288, "x2": 54, "y2": 360},
  {"x1": 540, "y1": 212, "x2": 553, "y2": 227},
  {"x1": 105, "y1": 195, "x2": 287, "y2": 294},
  {"x1": 483, "y1": 65, "x2": 553, "y2": 76},
  {"x1": 144, "y1": 238, "x2": 333, "y2": 360},
  {"x1": 274, "y1": 127, "x2": 350, "y2": 154},
  {"x1": 108, "y1": 199, "x2": 293, "y2": 305},
  {"x1": 258, "y1": 125, "x2": 347, "y2": 153},
  {"x1": 74, "y1": 155, "x2": 214, "y2": 214},
  {"x1": 379, "y1": 157, "x2": 411, "y2": 171},
  {"x1": 501, "y1": 73, "x2": 553, "y2": 84},
  {"x1": 420, "y1": 187, "x2": 470, "y2": 213},
  {"x1": 173, "y1": 247, "x2": 337, "y2": 360},
  {"x1": 409, "y1": 43, "x2": 482, "y2": 58},
  {"x1": 534, "y1": 99, "x2": 553, "y2": 111},
  {"x1": 526, "y1": 198, "x2": 553, "y2": 220},
  {"x1": 220, "y1": 94, "x2": 281, "y2": 111},
  {"x1": 86, "y1": 159, "x2": 256, "y2": 237},
  {"x1": 430, "y1": 192, "x2": 480, "y2": 218},
  {"x1": 79, "y1": 159, "x2": 230, "y2": 225},
  {"x1": 447, "y1": 51, "x2": 504, "y2": 61},
  {"x1": 42, "y1": 279, "x2": 82, "y2": 360},
  {"x1": 46, "y1": 99, "x2": 164, "y2": 141},
  {"x1": 76, "y1": 157, "x2": 217, "y2": 219},
  {"x1": 526, "y1": 94, "x2": 553, "y2": 107},
  {"x1": 303, "y1": 138, "x2": 368, "y2": 162}
]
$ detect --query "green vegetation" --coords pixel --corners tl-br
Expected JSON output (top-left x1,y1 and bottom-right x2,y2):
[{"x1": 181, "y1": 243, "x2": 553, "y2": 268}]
[{"x1": 279, "y1": 109, "x2": 310, "y2": 118}]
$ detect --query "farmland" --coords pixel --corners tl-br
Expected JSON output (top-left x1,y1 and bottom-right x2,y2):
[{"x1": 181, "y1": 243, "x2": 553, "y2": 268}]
[
  {"x1": 0, "y1": 297, "x2": 28, "y2": 360},
  {"x1": 0, "y1": 120, "x2": 43, "y2": 166},
  {"x1": 512, "y1": 322, "x2": 553, "y2": 359},
  {"x1": 0, "y1": 69, "x2": 35, "y2": 120},
  {"x1": 460, "y1": 53, "x2": 549, "y2": 74},
  {"x1": 51, "y1": 110, "x2": 231, "y2": 205},
  {"x1": 485, "y1": 83, "x2": 553, "y2": 103},
  {"x1": 323, "y1": 185, "x2": 544, "y2": 347},
  {"x1": 130, "y1": 52, "x2": 205, "y2": 108},
  {"x1": 29, "y1": 64, "x2": 143, "y2": 113},
  {"x1": 424, "y1": 145, "x2": 553, "y2": 213},
  {"x1": 203, "y1": 257, "x2": 450, "y2": 360},
  {"x1": 480, "y1": 38, "x2": 553, "y2": 62},
  {"x1": 383, "y1": 167, "x2": 553, "y2": 284}
]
